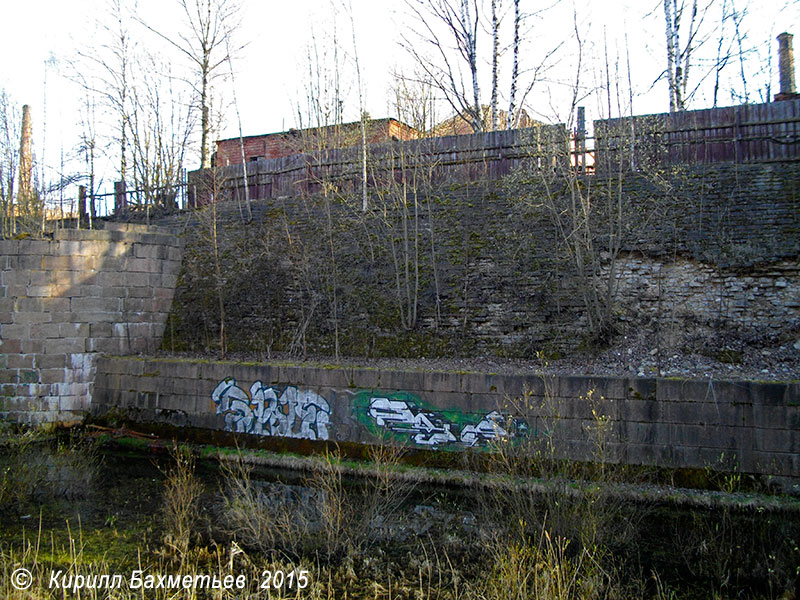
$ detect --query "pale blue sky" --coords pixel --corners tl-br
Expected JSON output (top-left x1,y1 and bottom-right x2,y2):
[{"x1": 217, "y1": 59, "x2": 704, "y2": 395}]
[{"x1": 1, "y1": 0, "x2": 797, "y2": 199}]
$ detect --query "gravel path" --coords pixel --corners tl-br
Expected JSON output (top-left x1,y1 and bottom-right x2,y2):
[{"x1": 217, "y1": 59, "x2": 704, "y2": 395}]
[{"x1": 158, "y1": 333, "x2": 799, "y2": 382}]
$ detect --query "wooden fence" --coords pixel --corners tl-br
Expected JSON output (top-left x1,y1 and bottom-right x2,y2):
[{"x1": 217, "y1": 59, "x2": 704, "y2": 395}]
[
  {"x1": 188, "y1": 124, "x2": 569, "y2": 204},
  {"x1": 185, "y1": 99, "x2": 799, "y2": 206},
  {"x1": 594, "y1": 99, "x2": 800, "y2": 172}
]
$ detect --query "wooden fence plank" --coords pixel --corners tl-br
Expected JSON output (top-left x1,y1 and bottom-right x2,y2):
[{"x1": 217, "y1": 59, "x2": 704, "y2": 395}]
[{"x1": 594, "y1": 99, "x2": 800, "y2": 171}]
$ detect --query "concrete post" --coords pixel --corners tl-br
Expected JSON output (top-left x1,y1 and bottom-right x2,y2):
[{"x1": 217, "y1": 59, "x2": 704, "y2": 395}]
[
  {"x1": 114, "y1": 181, "x2": 127, "y2": 215},
  {"x1": 78, "y1": 185, "x2": 87, "y2": 228}
]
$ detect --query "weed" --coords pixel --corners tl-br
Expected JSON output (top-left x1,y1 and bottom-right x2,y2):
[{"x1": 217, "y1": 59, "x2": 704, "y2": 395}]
[{"x1": 160, "y1": 443, "x2": 204, "y2": 558}]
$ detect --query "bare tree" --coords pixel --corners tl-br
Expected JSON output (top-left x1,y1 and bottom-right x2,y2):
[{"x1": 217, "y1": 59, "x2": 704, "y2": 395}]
[
  {"x1": 490, "y1": 0, "x2": 500, "y2": 130},
  {"x1": 74, "y1": 0, "x2": 133, "y2": 183},
  {"x1": 139, "y1": 0, "x2": 244, "y2": 169},
  {"x1": 402, "y1": 0, "x2": 483, "y2": 132},
  {"x1": 663, "y1": 0, "x2": 716, "y2": 111},
  {"x1": 127, "y1": 54, "x2": 195, "y2": 214},
  {"x1": 0, "y1": 91, "x2": 20, "y2": 236},
  {"x1": 391, "y1": 69, "x2": 438, "y2": 134},
  {"x1": 506, "y1": 0, "x2": 520, "y2": 129},
  {"x1": 403, "y1": 0, "x2": 561, "y2": 133},
  {"x1": 341, "y1": 0, "x2": 369, "y2": 211}
]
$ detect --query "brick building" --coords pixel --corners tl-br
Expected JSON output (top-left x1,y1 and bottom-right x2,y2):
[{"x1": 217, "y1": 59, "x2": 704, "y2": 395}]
[{"x1": 214, "y1": 118, "x2": 418, "y2": 166}]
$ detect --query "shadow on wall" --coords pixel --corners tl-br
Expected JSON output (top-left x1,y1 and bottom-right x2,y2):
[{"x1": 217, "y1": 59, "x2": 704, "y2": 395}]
[{"x1": 0, "y1": 222, "x2": 184, "y2": 425}]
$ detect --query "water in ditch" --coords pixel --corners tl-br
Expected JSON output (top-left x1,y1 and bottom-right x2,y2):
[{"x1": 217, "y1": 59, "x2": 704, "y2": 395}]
[{"x1": 0, "y1": 434, "x2": 798, "y2": 599}]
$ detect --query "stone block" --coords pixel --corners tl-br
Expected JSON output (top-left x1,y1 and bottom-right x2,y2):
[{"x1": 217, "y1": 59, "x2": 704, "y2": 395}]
[
  {"x1": 755, "y1": 428, "x2": 793, "y2": 453},
  {"x1": 753, "y1": 404, "x2": 787, "y2": 430},
  {"x1": 75, "y1": 297, "x2": 122, "y2": 313},
  {"x1": 14, "y1": 257, "x2": 40, "y2": 273},
  {"x1": 134, "y1": 243, "x2": 167, "y2": 260},
  {"x1": 626, "y1": 377, "x2": 656, "y2": 401},
  {"x1": 20, "y1": 340, "x2": 45, "y2": 354},
  {"x1": 96, "y1": 271, "x2": 123, "y2": 288},
  {"x1": 4, "y1": 284, "x2": 29, "y2": 297},
  {"x1": 152, "y1": 298, "x2": 174, "y2": 314},
  {"x1": 655, "y1": 379, "x2": 699, "y2": 404},
  {"x1": 13, "y1": 310, "x2": 51, "y2": 324},
  {"x1": 40, "y1": 369, "x2": 66, "y2": 384},
  {"x1": 123, "y1": 271, "x2": 150, "y2": 287},
  {"x1": 1, "y1": 271, "x2": 28, "y2": 287},
  {"x1": 428, "y1": 389, "x2": 471, "y2": 411},
  {"x1": 750, "y1": 381, "x2": 790, "y2": 407},
  {"x1": 6, "y1": 354, "x2": 33, "y2": 370},
  {"x1": 786, "y1": 384, "x2": 800, "y2": 407},
  {"x1": 469, "y1": 392, "x2": 505, "y2": 414},
  {"x1": 137, "y1": 233, "x2": 177, "y2": 247},
  {"x1": 560, "y1": 396, "x2": 596, "y2": 420},
  {"x1": 99, "y1": 286, "x2": 128, "y2": 300},
  {"x1": 512, "y1": 374, "x2": 544, "y2": 399},
  {"x1": 76, "y1": 240, "x2": 112, "y2": 257},
  {"x1": 620, "y1": 399, "x2": 659, "y2": 422},
  {"x1": 663, "y1": 401, "x2": 701, "y2": 425},
  {"x1": 41, "y1": 297, "x2": 70, "y2": 312},
  {"x1": 59, "y1": 322, "x2": 90, "y2": 338},
  {"x1": 625, "y1": 443, "x2": 661, "y2": 466},
  {"x1": 27, "y1": 270, "x2": 50, "y2": 286},
  {"x1": 89, "y1": 322, "x2": 114, "y2": 338},
  {"x1": 89, "y1": 338, "x2": 125, "y2": 354},
  {"x1": 73, "y1": 284, "x2": 104, "y2": 298},
  {"x1": 275, "y1": 365, "x2": 305, "y2": 386},
  {"x1": 127, "y1": 257, "x2": 157, "y2": 273},
  {"x1": 124, "y1": 311, "x2": 155, "y2": 324},
  {"x1": 124, "y1": 337, "x2": 152, "y2": 353},
  {"x1": 75, "y1": 311, "x2": 116, "y2": 324},
  {"x1": 708, "y1": 380, "x2": 753, "y2": 405},
  {"x1": 674, "y1": 423, "x2": 712, "y2": 448},
  {"x1": 622, "y1": 421, "x2": 657, "y2": 444},
  {"x1": 421, "y1": 370, "x2": 459, "y2": 393},
  {"x1": 14, "y1": 297, "x2": 44, "y2": 312},
  {"x1": 293, "y1": 367, "x2": 334, "y2": 389},
  {"x1": 126, "y1": 286, "x2": 152, "y2": 298},
  {"x1": 2, "y1": 323, "x2": 29, "y2": 339},
  {"x1": 0, "y1": 240, "x2": 20, "y2": 255},
  {"x1": 167, "y1": 360, "x2": 200, "y2": 381},
  {"x1": 348, "y1": 367, "x2": 380, "y2": 389},
  {"x1": 43, "y1": 337, "x2": 86, "y2": 354},
  {"x1": 49, "y1": 269, "x2": 87, "y2": 287},
  {"x1": 41, "y1": 255, "x2": 78, "y2": 270},
  {"x1": 97, "y1": 257, "x2": 126, "y2": 272},
  {"x1": 14, "y1": 369, "x2": 38, "y2": 388},
  {"x1": 0, "y1": 339, "x2": 22, "y2": 354},
  {"x1": 162, "y1": 271, "x2": 179, "y2": 287},
  {"x1": 97, "y1": 356, "x2": 134, "y2": 375}
]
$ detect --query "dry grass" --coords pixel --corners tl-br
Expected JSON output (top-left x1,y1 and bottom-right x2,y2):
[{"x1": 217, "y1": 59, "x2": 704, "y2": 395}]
[{"x1": 161, "y1": 443, "x2": 205, "y2": 558}]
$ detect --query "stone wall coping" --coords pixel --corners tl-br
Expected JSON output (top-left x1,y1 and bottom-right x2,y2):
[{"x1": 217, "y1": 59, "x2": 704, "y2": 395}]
[{"x1": 98, "y1": 354, "x2": 799, "y2": 399}]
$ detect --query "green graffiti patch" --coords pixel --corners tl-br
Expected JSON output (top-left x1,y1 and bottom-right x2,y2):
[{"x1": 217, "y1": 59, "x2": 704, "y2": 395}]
[{"x1": 352, "y1": 390, "x2": 528, "y2": 450}]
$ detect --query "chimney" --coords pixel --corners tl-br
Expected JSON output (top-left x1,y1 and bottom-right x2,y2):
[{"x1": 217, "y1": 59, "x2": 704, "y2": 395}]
[
  {"x1": 18, "y1": 105, "x2": 33, "y2": 206},
  {"x1": 776, "y1": 32, "x2": 799, "y2": 101}
]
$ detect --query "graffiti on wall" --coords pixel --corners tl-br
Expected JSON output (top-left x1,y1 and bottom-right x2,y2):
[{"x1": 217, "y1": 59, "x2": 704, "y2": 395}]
[
  {"x1": 211, "y1": 378, "x2": 331, "y2": 440},
  {"x1": 356, "y1": 392, "x2": 527, "y2": 449}
]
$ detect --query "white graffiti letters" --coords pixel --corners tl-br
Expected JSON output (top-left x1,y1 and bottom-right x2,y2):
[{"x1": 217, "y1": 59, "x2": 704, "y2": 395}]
[
  {"x1": 367, "y1": 398, "x2": 517, "y2": 448},
  {"x1": 212, "y1": 378, "x2": 331, "y2": 440},
  {"x1": 369, "y1": 398, "x2": 457, "y2": 446},
  {"x1": 459, "y1": 411, "x2": 508, "y2": 447}
]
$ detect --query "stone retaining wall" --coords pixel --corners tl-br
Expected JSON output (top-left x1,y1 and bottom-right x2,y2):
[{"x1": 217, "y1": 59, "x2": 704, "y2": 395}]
[
  {"x1": 0, "y1": 224, "x2": 184, "y2": 424},
  {"x1": 158, "y1": 159, "x2": 800, "y2": 359},
  {"x1": 93, "y1": 356, "x2": 800, "y2": 492}
]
